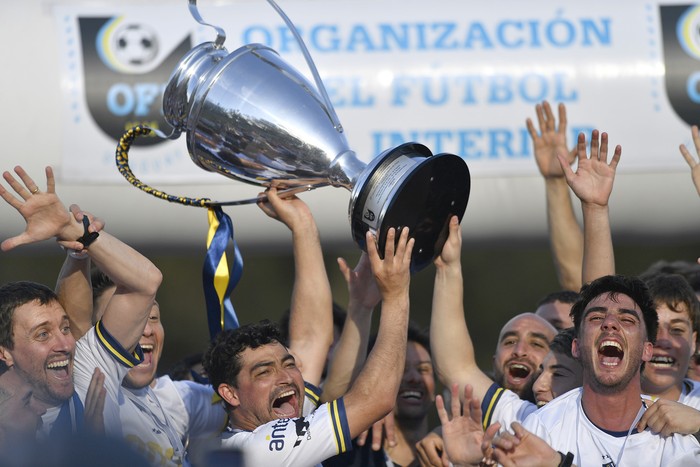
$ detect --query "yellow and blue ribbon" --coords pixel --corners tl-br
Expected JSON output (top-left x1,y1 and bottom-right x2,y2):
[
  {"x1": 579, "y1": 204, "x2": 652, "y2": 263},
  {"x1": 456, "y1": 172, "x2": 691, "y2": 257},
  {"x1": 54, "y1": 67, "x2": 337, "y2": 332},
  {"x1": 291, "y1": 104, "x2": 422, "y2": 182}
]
[
  {"x1": 203, "y1": 206, "x2": 243, "y2": 338},
  {"x1": 116, "y1": 126, "x2": 244, "y2": 339}
]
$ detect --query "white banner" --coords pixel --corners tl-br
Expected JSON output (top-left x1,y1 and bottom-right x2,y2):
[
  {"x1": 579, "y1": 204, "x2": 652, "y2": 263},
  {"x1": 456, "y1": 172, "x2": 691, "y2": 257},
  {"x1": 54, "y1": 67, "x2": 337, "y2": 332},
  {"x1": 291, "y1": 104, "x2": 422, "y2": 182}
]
[{"x1": 53, "y1": 1, "x2": 700, "y2": 183}]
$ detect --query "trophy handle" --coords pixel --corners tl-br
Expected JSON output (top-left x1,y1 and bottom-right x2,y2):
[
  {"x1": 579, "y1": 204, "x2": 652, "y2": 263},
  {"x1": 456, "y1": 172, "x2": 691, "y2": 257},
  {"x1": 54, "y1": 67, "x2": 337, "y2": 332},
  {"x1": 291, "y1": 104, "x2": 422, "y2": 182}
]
[
  {"x1": 186, "y1": 0, "x2": 341, "y2": 134},
  {"x1": 188, "y1": 0, "x2": 226, "y2": 48},
  {"x1": 116, "y1": 126, "x2": 328, "y2": 207},
  {"x1": 265, "y1": 0, "x2": 344, "y2": 133}
]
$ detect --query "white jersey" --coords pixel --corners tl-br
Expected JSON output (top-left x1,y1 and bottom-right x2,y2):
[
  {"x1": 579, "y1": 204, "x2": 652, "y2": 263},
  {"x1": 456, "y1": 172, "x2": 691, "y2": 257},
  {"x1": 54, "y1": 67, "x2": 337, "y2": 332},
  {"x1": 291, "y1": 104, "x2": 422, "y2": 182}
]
[
  {"x1": 73, "y1": 321, "x2": 222, "y2": 466},
  {"x1": 481, "y1": 383, "x2": 537, "y2": 431},
  {"x1": 221, "y1": 395, "x2": 350, "y2": 467},
  {"x1": 151, "y1": 375, "x2": 227, "y2": 442},
  {"x1": 522, "y1": 388, "x2": 700, "y2": 466},
  {"x1": 679, "y1": 379, "x2": 700, "y2": 410},
  {"x1": 641, "y1": 379, "x2": 700, "y2": 417}
]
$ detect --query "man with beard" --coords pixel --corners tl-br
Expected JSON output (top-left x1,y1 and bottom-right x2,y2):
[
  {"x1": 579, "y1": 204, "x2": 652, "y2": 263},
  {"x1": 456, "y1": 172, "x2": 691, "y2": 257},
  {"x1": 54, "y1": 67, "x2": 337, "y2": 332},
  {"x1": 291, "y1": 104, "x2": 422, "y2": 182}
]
[
  {"x1": 430, "y1": 217, "x2": 556, "y2": 408},
  {"x1": 203, "y1": 226, "x2": 414, "y2": 466},
  {"x1": 484, "y1": 275, "x2": 700, "y2": 466},
  {"x1": 0, "y1": 165, "x2": 162, "y2": 442},
  {"x1": 491, "y1": 313, "x2": 557, "y2": 402}
]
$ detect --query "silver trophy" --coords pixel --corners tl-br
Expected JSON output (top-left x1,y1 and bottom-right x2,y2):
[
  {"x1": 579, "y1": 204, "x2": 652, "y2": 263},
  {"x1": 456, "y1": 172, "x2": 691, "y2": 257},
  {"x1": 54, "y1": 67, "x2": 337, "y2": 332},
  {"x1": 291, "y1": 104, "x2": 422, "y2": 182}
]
[{"x1": 122, "y1": 0, "x2": 470, "y2": 273}]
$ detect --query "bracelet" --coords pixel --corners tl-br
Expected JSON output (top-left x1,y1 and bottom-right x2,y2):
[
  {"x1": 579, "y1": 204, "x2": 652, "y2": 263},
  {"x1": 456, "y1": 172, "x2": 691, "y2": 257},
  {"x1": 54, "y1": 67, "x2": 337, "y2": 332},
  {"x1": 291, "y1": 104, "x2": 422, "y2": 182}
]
[
  {"x1": 76, "y1": 216, "x2": 99, "y2": 249},
  {"x1": 558, "y1": 451, "x2": 574, "y2": 467},
  {"x1": 68, "y1": 249, "x2": 89, "y2": 259},
  {"x1": 59, "y1": 245, "x2": 89, "y2": 260}
]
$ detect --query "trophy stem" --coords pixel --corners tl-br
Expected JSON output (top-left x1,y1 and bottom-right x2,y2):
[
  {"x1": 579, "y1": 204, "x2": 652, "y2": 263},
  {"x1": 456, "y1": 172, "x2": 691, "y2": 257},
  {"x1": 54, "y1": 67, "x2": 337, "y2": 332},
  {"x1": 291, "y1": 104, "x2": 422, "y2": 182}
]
[{"x1": 328, "y1": 150, "x2": 366, "y2": 190}]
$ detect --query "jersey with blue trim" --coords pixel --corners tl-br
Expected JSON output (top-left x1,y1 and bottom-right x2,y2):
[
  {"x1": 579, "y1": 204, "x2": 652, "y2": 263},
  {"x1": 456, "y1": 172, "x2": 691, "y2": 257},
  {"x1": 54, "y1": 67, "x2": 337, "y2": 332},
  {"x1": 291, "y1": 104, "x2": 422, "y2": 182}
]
[
  {"x1": 73, "y1": 321, "x2": 189, "y2": 466},
  {"x1": 72, "y1": 321, "x2": 140, "y2": 436},
  {"x1": 480, "y1": 382, "x2": 537, "y2": 431},
  {"x1": 522, "y1": 388, "x2": 700, "y2": 466},
  {"x1": 221, "y1": 397, "x2": 351, "y2": 467}
]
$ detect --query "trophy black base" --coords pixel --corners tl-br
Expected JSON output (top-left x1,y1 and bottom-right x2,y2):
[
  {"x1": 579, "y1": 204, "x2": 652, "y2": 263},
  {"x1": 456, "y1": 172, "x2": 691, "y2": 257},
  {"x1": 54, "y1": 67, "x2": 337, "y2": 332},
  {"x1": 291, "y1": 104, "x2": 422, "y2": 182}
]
[{"x1": 349, "y1": 143, "x2": 471, "y2": 273}]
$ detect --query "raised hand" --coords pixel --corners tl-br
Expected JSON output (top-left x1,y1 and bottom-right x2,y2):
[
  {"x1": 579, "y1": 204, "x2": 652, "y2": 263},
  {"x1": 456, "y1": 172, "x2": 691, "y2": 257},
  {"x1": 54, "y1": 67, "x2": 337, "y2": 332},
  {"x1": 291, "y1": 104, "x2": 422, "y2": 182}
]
[
  {"x1": 527, "y1": 101, "x2": 573, "y2": 178},
  {"x1": 256, "y1": 186, "x2": 315, "y2": 233},
  {"x1": 84, "y1": 367, "x2": 106, "y2": 434},
  {"x1": 57, "y1": 204, "x2": 105, "y2": 255},
  {"x1": 679, "y1": 125, "x2": 700, "y2": 196},
  {"x1": 366, "y1": 227, "x2": 414, "y2": 302},
  {"x1": 558, "y1": 130, "x2": 621, "y2": 208},
  {"x1": 434, "y1": 215, "x2": 461, "y2": 270},
  {"x1": 437, "y1": 384, "x2": 485, "y2": 467},
  {"x1": 338, "y1": 252, "x2": 381, "y2": 312},
  {"x1": 0, "y1": 166, "x2": 83, "y2": 251}
]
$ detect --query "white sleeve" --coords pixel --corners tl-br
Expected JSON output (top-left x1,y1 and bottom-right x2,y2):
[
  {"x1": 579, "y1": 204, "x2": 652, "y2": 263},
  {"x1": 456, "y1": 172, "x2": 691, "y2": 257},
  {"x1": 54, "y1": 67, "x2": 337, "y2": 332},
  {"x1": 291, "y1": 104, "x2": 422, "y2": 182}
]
[
  {"x1": 481, "y1": 383, "x2": 537, "y2": 431},
  {"x1": 222, "y1": 398, "x2": 351, "y2": 466},
  {"x1": 72, "y1": 320, "x2": 144, "y2": 432},
  {"x1": 521, "y1": 411, "x2": 553, "y2": 444},
  {"x1": 172, "y1": 379, "x2": 228, "y2": 437}
]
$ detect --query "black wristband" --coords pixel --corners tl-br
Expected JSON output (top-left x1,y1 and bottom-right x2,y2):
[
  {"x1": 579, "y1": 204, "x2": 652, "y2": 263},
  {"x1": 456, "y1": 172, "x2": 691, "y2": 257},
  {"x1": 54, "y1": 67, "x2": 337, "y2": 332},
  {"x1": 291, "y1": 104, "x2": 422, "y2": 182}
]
[
  {"x1": 76, "y1": 216, "x2": 99, "y2": 249},
  {"x1": 558, "y1": 451, "x2": 574, "y2": 467}
]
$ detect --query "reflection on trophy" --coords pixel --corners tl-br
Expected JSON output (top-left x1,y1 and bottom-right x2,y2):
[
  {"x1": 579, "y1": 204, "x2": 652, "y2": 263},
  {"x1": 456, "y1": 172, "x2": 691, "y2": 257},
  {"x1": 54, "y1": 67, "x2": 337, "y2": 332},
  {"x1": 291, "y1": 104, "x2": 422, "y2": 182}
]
[{"x1": 122, "y1": 0, "x2": 470, "y2": 273}]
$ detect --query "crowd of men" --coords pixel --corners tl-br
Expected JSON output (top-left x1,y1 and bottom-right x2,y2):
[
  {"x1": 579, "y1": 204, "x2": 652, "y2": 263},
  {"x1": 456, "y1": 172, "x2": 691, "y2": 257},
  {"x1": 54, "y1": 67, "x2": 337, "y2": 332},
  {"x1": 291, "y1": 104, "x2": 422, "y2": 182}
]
[{"x1": 1, "y1": 101, "x2": 700, "y2": 466}]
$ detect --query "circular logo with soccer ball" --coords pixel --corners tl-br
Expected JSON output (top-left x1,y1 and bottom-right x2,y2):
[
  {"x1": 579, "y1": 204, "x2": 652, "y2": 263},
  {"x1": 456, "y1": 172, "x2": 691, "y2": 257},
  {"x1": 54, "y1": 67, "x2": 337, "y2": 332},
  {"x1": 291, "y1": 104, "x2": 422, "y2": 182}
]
[
  {"x1": 678, "y1": 5, "x2": 700, "y2": 60},
  {"x1": 111, "y1": 23, "x2": 159, "y2": 71}
]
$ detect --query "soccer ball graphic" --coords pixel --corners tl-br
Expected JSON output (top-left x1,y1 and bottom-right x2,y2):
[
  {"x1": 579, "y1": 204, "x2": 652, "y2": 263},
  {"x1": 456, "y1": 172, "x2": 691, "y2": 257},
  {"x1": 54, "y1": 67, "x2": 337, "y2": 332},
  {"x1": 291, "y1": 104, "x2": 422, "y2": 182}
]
[
  {"x1": 679, "y1": 6, "x2": 700, "y2": 60},
  {"x1": 112, "y1": 23, "x2": 159, "y2": 70}
]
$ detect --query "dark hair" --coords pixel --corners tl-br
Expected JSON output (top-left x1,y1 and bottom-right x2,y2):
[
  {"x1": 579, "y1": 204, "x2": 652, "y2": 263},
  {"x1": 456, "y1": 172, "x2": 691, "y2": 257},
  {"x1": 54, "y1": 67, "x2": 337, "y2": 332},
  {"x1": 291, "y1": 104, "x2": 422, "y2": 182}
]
[
  {"x1": 407, "y1": 321, "x2": 430, "y2": 353},
  {"x1": 167, "y1": 353, "x2": 205, "y2": 382},
  {"x1": 640, "y1": 260, "x2": 700, "y2": 292},
  {"x1": 644, "y1": 273, "x2": 700, "y2": 336},
  {"x1": 537, "y1": 290, "x2": 581, "y2": 308},
  {"x1": 202, "y1": 320, "x2": 284, "y2": 404},
  {"x1": 91, "y1": 268, "x2": 115, "y2": 306},
  {"x1": 549, "y1": 327, "x2": 576, "y2": 359},
  {"x1": 570, "y1": 275, "x2": 658, "y2": 344},
  {"x1": 0, "y1": 281, "x2": 58, "y2": 349}
]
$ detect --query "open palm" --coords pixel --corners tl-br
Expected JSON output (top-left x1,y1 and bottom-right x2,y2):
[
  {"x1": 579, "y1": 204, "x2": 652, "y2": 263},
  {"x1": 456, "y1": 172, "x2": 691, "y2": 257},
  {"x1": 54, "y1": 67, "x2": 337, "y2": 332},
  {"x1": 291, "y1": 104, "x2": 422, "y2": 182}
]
[{"x1": 559, "y1": 130, "x2": 621, "y2": 208}]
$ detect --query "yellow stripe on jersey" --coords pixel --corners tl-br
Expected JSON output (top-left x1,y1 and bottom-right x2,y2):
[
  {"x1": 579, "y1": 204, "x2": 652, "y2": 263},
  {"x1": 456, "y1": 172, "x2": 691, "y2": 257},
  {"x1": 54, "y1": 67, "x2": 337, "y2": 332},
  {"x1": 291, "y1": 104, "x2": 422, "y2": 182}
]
[
  {"x1": 483, "y1": 386, "x2": 504, "y2": 430},
  {"x1": 330, "y1": 400, "x2": 347, "y2": 453},
  {"x1": 305, "y1": 386, "x2": 320, "y2": 407}
]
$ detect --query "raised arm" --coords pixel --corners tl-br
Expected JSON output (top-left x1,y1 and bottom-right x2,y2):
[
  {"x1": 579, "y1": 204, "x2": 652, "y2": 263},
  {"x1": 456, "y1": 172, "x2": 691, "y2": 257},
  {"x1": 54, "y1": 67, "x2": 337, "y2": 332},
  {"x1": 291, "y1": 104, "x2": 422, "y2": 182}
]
[
  {"x1": 55, "y1": 206, "x2": 105, "y2": 340},
  {"x1": 0, "y1": 166, "x2": 161, "y2": 353},
  {"x1": 257, "y1": 187, "x2": 333, "y2": 387},
  {"x1": 430, "y1": 216, "x2": 494, "y2": 401},
  {"x1": 558, "y1": 131, "x2": 621, "y2": 284},
  {"x1": 343, "y1": 227, "x2": 413, "y2": 439},
  {"x1": 55, "y1": 252, "x2": 93, "y2": 340},
  {"x1": 320, "y1": 252, "x2": 380, "y2": 403},
  {"x1": 527, "y1": 101, "x2": 583, "y2": 292},
  {"x1": 679, "y1": 124, "x2": 700, "y2": 197}
]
